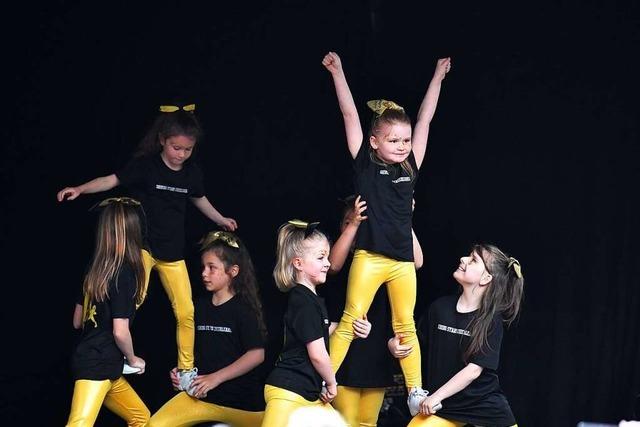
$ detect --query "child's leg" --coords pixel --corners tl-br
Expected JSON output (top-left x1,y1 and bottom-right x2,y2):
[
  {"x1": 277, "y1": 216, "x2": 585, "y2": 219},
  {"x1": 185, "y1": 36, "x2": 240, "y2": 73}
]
[
  {"x1": 262, "y1": 385, "x2": 337, "y2": 427},
  {"x1": 102, "y1": 377, "x2": 150, "y2": 427},
  {"x1": 155, "y1": 259, "x2": 195, "y2": 370},
  {"x1": 66, "y1": 379, "x2": 111, "y2": 427},
  {"x1": 386, "y1": 262, "x2": 421, "y2": 388},
  {"x1": 330, "y1": 250, "x2": 389, "y2": 373},
  {"x1": 149, "y1": 391, "x2": 263, "y2": 427},
  {"x1": 140, "y1": 249, "x2": 156, "y2": 306},
  {"x1": 358, "y1": 387, "x2": 385, "y2": 427},
  {"x1": 407, "y1": 414, "x2": 465, "y2": 427},
  {"x1": 332, "y1": 386, "x2": 360, "y2": 426}
]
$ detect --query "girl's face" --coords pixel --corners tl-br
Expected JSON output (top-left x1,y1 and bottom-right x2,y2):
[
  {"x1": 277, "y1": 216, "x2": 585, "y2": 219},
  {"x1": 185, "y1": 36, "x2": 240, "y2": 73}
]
[
  {"x1": 369, "y1": 122, "x2": 412, "y2": 164},
  {"x1": 294, "y1": 238, "x2": 331, "y2": 286},
  {"x1": 160, "y1": 135, "x2": 196, "y2": 170},
  {"x1": 453, "y1": 250, "x2": 493, "y2": 287},
  {"x1": 201, "y1": 251, "x2": 237, "y2": 294}
]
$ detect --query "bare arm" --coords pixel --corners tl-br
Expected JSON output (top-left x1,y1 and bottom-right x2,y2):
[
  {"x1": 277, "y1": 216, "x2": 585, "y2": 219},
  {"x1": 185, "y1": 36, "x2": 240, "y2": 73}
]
[
  {"x1": 72, "y1": 304, "x2": 83, "y2": 329},
  {"x1": 412, "y1": 58, "x2": 451, "y2": 169},
  {"x1": 307, "y1": 337, "x2": 338, "y2": 402},
  {"x1": 322, "y1": 52, "x2": 363, "y2": 159},
  {"x1": 419, "y1": 363, "x2": 483, "y2": 415},
  {"x1": 57, "y1": 174, "x2": 120, "y2": 201},
  {"x1": 190, "y1": 196, "x2": 238, "y2": 231},
  {"x1": 328, "y1": 196, "x2": 367, "y2": 274},
  {"x1": 190, "y1": 348, "x2": 265, "y2": 398},
  {"x1": 412, "y1": 229, "x2": 424, "y2": 270},
  {"x1": 113, "y1": 317, "x2": 146, "y2": 373}
]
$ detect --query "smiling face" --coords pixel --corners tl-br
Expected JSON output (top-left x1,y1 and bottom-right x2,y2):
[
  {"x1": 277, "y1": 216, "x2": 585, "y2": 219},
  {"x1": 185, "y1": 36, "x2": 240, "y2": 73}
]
[
  {"x1": 369, "y1": 121, "x2": 412, "y2": 164},
  {"x1": 453, "y1": 249, "x2": 493, "y2": 287},
  {"x1": 160, "y1": 135, "x2": 196, "y2": 170},
  {"x1": 201, "y1": 251, "x2": 238, "y2": 294},
  {"x1": 293, "y1": 237, "x2": 331, "y2": 287}
]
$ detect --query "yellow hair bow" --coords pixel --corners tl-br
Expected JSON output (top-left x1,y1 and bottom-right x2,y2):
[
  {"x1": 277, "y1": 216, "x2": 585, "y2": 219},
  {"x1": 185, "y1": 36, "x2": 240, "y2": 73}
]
[
  {"x1": 159, "y1": 104, "x2": 196, "y2": 113},
  {"x1": 288, "y1": 219, "x2": 320, "y2": 238},
  {"x1": 366, "y1": 99, "x2": 404, "y2": 116},
  {"x1": 89, "y1": 197, "x2": 141, "y2": 211},
  {"x1": 200, "y1": 231, "x2": 240, "y2": 249},
  {"x1": 507, "y1": 257, "x2": 523, "y2": 279}
]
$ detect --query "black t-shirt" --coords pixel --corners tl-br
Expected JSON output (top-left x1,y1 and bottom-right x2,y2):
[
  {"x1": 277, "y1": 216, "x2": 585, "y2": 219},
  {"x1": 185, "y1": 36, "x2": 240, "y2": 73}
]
[
  {"x1": 420, "y1": 295, "x2": 516, "y2": 427},
  {"x1": 71, "y1": 264, "x2": 137, "y2": 381},
  {"x1": 116, "y1": 155, "x2": 205, "y2": 261},
  {"x1": 194, "y1": 296, "x2": 266, "y2": 411},
  {"x1": 266, "y1": 285, "x2": 330, "y2": 401},
  {"x1": 322, "y1": 254, "x2": 397, "y2": 388},
  {"x1": 353, "y1": 144, "x2": 417, "y2": 262}
]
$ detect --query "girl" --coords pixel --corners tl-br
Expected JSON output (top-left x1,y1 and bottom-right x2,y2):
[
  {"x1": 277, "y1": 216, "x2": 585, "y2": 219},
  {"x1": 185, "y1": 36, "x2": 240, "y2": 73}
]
[
  {"x1": 390, "y1": 244, "x2": 524, "y2": 427},
  {"x1": 148, "y1": 231, "x2": 266, "y2": 427},
  {"x1": 327, "y1": 195, "x2": 424, "y2": 427},
  {"x1": 322, "y1": 51, "x2": 451, "y2": 414},
  {"x1": 66, "y1": 197, "x2": 149, "y2": 427},
  {"x1": 57, "y1": 104, "x2": 237, "y2": 387},
  {"x1": 262, "y1": 220, "x2": 341, "y2": 427}
]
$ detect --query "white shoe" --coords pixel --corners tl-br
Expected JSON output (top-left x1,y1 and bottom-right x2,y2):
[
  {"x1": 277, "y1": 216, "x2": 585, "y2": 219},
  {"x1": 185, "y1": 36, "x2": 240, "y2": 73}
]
[
  {"x1": 407, "y1": 386, "x2": 429, "y2": 416},
  {"x1": 122, "y1": 362, "x2": 141, "y2": 374},
  {"x1": 177, "y1": 367, "x2": 198, "y2": 396}
]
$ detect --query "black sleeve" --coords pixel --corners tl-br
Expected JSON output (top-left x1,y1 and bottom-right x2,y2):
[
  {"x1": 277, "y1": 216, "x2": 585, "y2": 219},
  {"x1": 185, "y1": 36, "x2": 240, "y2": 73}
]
[
  {"x1": 109, "y1": 267, "x2": 136, "y2": 319},
  {"x1": 115, "y1": 157, "x2": 144, "y2": 187},
  {"x1": 469, "y1": 315, "x2": 503, "y2": 370},
  {"x1": 354, "y1": 140, "x2": 369, "y2": 170},
  {"x1": 291, "y1": 300, "x2": 324, "y2": 344},
  {"x1": 237, "y1": 303, "x2": 265, "y2": 351},
  {"x1": 189, "y1": 163, "x2": 205, "y2": 198}
]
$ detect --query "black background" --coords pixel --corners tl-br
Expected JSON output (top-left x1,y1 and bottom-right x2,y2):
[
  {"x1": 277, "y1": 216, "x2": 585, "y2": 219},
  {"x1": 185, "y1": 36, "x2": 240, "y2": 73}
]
[{"x1": 3, "y1": 1, "x2": 640, "y2": 426}]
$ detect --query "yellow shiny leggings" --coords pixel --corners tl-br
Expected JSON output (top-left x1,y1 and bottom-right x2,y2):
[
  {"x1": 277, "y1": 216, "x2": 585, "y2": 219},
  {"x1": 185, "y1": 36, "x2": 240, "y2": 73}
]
[
  {"x1": 332, "y1": 386, "x2": 385, "y2": 427},
  {"x1": 330, "y1": 249, "x2": 421, "y2": 388},
  {"x1": 148, "y1": 391, "x2": 264, "y2": 427},
  {"x1": 66, "y1": 377, "x2": 150, "y2": 427},
  {"x1": 262, "y1": 385, "x2": 342, "y2": 427},
  {"x1": 142, "y1": 249, "x2": 194, "y2": 370},
  {"x1": 408, "y1": 414, "x2": 518, "y2": 427}
]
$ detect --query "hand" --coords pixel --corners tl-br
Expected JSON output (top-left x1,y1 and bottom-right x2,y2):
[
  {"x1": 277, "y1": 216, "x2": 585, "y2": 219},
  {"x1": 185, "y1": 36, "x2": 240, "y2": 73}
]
[
  {"x1": 126, "y1": 355, "x2": 146, "y2": 374},
  {"x1": 350, "y1": 195, "x2": 368, "y2": 226},
  {"x1": 322, "y1": 51, "x2": 343, "y2": 75},
  {"x1": 218, "y1": 217, "x2": 238, "y2": 231},
  {"x1": 412, "y1": 197, "x2": 416, "y2": 212},
  {"x1": 387, "y1": 333, "x2": 413, "y2": 359},
  {"x1": 353, "y1": 314, "x2": 371, "y2": 339},
  {"x1": 57, "y1": 187, "x2": 81, "y2": 201},
  {"x1": 419, "y1": 395, "x2": 442, "y2": 416},
  {"x1": 320, "y1": 382, "x2": 337, "y2": 403},
  {"x1": 169, "y1": 367, "x2": 180, "y2": 390},
  {"x1": 434, "y1": 57, "x2": 452, "y2": 81},
  {"x1": 190, "y1": 372, "x2": 222, "y2": 399}
]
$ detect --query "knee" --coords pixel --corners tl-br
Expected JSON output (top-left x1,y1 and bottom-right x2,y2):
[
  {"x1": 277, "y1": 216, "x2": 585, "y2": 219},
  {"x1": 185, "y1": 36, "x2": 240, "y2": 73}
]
[{"x1": 174, "y1": 301, "x2": 194, "y2": 323}]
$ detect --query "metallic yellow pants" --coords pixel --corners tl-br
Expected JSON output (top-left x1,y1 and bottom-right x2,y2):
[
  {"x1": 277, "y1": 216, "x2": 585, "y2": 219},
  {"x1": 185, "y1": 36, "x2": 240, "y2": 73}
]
[
  {"x1": 330, "y1": 250, "x2": 422, "y2": 388},
  {"x1": 142, "y1": 249, "x2": 194, "y2": 370},
  {"x1": 262, "y1": 385, "x2": 341, "y2": 427},
  {"x1": 148, "y1": 391, "x2": 264, "y2": 427},
  {"x1": 66, "y1": 377, "x2": 149, "y2": 427},
  {"x1": 408, "y1": 414, "x2": 518, "y2": 427},
  {"x1": 332, "y1": 386, "x2": 385, "y2": 427}
]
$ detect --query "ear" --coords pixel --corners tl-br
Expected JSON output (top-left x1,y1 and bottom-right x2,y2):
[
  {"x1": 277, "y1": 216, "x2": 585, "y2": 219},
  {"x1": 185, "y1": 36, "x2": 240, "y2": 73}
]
[
  {"x1": 292, "y1": 257, "x2": 303, "y2": 272},
  {"x1": 369, "y1": 135, "x2": 379, "y2": 150},
  {"x1": 479, "y1": 273, "x2": 492, "y2": 286},
  {"x1": 228, "y1": 265, "x2": 240, "y2": 278}
]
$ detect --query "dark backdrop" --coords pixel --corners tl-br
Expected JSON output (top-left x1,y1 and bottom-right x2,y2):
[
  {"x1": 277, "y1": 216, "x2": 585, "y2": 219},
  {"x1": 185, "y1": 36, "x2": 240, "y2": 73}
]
[{"x1": 3, "y1": 1, "x2": 639, "y2": 426}]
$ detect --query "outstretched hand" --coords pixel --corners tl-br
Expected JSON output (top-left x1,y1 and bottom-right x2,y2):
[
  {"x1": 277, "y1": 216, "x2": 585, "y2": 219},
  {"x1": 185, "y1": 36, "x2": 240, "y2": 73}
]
[
  {"x1": 218, "y1": 217, "x2": 238, "y2": 231},
  {"x1": 387, "y1": 333, "x2": 414, "y2": 359},
  {"x1": 57, "y1": 187, "x2": 81, "y2": 201},
  {"x1": 434, "y1": 57, "x2": 452, "y2": 81},
  {"x1": 322, "y1": 51, "x2": 343, "y2": 75}
]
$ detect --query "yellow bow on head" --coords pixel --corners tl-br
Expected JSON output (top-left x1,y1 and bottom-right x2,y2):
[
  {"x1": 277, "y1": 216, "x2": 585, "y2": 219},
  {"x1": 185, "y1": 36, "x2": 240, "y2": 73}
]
[
  {"x1": 89, "y1": 197, "x2": 141, "y2": 211},
  {"x1": 366, "y1": 99, "x2": 404, "y2": 117},
  {"x1": 200, "y1": 231, "x2": 240, "y2": 249},
  {"x1": 159, "y1": 104, "x2": 196, "y2": 113},
  {"x1": 288, "y1": 219, "x2": 320, "y2": 238},
  {"x1": 507, "y1": 257, "x2": 523, "y2": 279}
]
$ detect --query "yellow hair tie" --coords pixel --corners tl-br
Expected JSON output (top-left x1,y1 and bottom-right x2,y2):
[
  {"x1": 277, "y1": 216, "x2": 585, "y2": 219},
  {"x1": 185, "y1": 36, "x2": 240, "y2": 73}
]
[
  {"x1": 288, "y1": 219, "x2": 320, "y2": 238},
  {"x1": 507, "y1": 257, "x2": 523, "y2": 279},
  {"x1": 200, "y1": 231, "x2": 240, "y2": 249},
  {"x1": 159, "y1": 104, "x2": 196, "y2": 113},
  {"x1": 366, "y1": 99, "x2": 404, "y2": 117}
]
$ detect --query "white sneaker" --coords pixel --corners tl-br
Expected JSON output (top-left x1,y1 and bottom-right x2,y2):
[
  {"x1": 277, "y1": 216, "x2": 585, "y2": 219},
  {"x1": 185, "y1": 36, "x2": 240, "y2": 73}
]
[
  {"x1": 407, "y1": 386, "x2": 429, "y2": 416},
  {"x1": 122, "y1": 361, "x2": 141, "y2": 374},
  {"x1": 176, "y1": 367, "x2": 198, "y2": 396}
]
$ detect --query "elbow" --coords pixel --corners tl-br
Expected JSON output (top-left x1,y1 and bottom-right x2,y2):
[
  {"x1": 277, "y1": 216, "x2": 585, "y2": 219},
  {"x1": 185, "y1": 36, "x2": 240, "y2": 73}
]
[
  {"x1": 414, "y1": 259, "x2": 424, "y2": 270},
  {"x1": 467, "y1": 364, "x2": 483, "y2": 380},
  {"x1": 254, "y1": 348, "x2": 265, "y2": 364}
]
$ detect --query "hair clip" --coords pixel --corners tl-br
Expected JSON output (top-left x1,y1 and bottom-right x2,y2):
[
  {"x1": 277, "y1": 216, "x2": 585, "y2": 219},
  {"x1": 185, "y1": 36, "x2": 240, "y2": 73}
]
[
  {"x1": 288, "y1": 219, "x2": 320, "y2": 238},
  {"x1": 159, "y1": 104, "x2": 196, "y2": 113},
  {"x1": 89, "y1": 197, "x2": 141, "y2": 211},
  {"x1": 507, "y1": 257, "x2": 523, "y2": 279},
  {"x1": 200, "y1": 231, "x2": 240, "y2": 249},
  {"x1": 366, "y1": 99, "x2": 404, "y2": 117}
]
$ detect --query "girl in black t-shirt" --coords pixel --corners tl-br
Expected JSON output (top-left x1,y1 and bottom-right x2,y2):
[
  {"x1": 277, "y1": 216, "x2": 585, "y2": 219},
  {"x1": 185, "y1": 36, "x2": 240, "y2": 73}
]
[
  {"x1": 57, "y1": 105, "x2": 237, "y2": 389},
  {"x1": 322, "y1": 51, "x2": 451, "y2": 415},
  {"x1": 263, "y1": 221, "x2": 342, "y2": 427},
  {"x1": 390, "y1": 244, "x2": 524, "y2": 427},
  {"x1": 149, "y1": 231, "x2": 266, "y2": 427},
  {"x1": 66, "y1": 197, "x2": 149, "y2": 427}
]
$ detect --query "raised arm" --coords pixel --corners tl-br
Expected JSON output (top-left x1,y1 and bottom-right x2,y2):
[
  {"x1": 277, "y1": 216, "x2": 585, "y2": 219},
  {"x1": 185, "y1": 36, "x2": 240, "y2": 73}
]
[
  {"x1": 412, "y1": 58, "x2": 451, "y2": 169},
  {"x1": 57, "y1": 174, "x2": 120, "y2": 201},
  {"x1": 190, "y1": 196, "x2": 238, "y2": 231},
  {"x1": 322, "y1": 51, "x2": 363, "y2": 159},
  {"x1": 328, "y1": 196, "x2": 367, "y2": 274}
]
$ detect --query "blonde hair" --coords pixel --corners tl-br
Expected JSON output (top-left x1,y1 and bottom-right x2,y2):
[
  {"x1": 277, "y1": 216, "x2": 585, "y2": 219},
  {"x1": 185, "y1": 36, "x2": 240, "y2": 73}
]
[{"x1": 273, "y1": 223, "x2": 328, "y2": 292}]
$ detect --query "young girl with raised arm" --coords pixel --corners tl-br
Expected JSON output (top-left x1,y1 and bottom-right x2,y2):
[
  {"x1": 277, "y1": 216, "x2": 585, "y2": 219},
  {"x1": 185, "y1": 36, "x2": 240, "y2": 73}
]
[
  {"x1": 57, "y1": 104, "x2": 237, "y2": 388},
  {"x1": 322, "y1": 51, "x2": 451, "y2": 415},
  {"x1": 327, "y1": 195, "x2": 423, "y2": 427},
  {"x1": 262, "y1": 221, "x2": 342, "y2": 427},
  {"x1": 66, "y1": 197, "x2": 149, "y2": 427},
  {"x1": 390, "y1": 244, "x2": 523, "y2": 427},
  {"x1": 148, "y1": 231, "x2": 266, "y2": 427}
]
